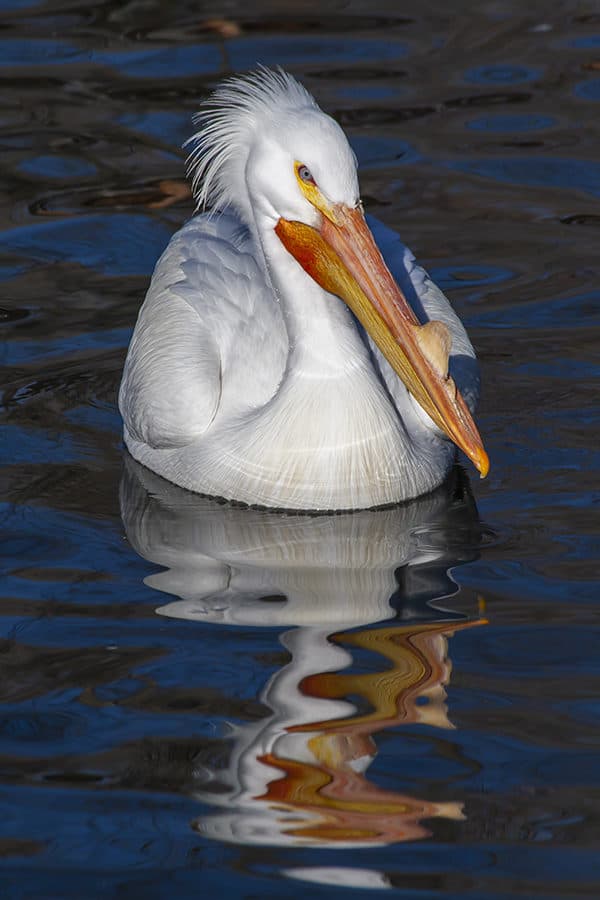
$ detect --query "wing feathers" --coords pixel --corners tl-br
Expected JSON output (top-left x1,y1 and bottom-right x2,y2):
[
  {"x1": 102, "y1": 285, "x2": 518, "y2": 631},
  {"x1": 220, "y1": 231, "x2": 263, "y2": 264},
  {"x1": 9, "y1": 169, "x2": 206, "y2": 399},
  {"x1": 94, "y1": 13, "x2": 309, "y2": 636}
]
[
  {"x1": 120, "y1": 294, "x2": 221, "y2": 449},
  {"x1": 119, "y1": 213, "x2": 286, "y2": 451}
]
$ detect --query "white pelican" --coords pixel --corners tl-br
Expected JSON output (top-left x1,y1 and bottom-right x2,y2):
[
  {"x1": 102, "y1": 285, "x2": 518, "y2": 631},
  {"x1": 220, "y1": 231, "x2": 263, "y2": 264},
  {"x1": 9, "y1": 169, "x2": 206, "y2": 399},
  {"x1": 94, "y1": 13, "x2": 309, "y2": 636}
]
[{"x1": 119, "y1": 68, "x2": 488, "y2": 510}]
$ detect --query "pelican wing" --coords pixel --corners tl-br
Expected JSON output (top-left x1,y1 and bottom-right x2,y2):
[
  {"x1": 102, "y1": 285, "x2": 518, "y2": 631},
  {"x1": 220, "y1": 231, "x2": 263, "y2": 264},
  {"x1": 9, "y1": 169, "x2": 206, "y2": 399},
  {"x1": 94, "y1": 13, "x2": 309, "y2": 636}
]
[{"x1": 119, "y1": 213, "x2": 287, "y2": 451}]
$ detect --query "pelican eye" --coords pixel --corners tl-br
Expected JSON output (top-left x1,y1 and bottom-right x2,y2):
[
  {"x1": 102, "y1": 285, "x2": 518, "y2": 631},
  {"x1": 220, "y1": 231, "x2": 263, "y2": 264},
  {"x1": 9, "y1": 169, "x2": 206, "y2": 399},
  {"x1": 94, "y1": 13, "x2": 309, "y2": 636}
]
[{"x1": 297, "y1": 164, "x2": 315, "y2": 185}]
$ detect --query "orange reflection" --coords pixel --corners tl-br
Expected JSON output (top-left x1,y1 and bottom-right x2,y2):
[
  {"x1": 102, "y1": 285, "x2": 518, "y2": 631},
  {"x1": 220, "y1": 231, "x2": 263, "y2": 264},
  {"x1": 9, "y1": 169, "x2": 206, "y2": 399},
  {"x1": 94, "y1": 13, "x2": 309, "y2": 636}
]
[{"x1": 254, "y1": 618, "x2": 486, "y2": 844}]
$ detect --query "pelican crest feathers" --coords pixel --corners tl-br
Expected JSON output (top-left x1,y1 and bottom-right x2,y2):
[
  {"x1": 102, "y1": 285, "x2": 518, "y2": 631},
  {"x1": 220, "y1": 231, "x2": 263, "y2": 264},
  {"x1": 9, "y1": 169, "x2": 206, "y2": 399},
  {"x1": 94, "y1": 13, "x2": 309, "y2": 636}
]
[{"x1": 185, "y1": 67, "x2": 318, "y2": 221}]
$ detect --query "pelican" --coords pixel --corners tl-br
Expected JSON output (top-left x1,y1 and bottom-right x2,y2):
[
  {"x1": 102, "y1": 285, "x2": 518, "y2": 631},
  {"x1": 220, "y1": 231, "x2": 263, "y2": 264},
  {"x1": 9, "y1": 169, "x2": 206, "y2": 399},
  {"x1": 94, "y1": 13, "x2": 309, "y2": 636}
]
[{"x1": 119, "y1": 68, "x2": 488, "y2": 510}]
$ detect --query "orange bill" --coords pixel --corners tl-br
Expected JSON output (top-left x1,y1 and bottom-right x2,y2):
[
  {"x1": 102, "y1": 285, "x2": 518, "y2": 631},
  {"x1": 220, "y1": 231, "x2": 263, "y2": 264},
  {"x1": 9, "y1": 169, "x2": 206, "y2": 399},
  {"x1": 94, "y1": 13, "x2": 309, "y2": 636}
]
[{"x1": 275, "y1": 205, "x2": 489, "y2": 478}]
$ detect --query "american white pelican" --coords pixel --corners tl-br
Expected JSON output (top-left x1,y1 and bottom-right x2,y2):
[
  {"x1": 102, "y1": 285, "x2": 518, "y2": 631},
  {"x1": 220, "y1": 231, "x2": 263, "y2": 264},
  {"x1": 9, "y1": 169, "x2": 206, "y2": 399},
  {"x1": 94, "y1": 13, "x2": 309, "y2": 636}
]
[{"x1": 119, "y1": 68, "x2": 488, "y2": 510}]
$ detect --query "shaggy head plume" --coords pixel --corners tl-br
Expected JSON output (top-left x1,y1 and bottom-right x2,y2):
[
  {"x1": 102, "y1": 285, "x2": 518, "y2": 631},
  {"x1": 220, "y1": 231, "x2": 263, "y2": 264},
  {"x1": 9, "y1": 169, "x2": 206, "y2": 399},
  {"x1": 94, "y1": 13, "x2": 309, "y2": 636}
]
[{"x1": 185, "y1": 67, "x2": 319, "y2": 222}]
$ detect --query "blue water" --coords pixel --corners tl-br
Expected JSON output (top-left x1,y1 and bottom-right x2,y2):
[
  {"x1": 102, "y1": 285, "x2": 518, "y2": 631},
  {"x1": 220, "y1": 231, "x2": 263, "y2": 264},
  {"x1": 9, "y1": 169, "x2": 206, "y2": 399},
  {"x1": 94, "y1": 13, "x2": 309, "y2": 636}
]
[{"x1": 1, "y1": 2, "x2": 600, "y2": 898}]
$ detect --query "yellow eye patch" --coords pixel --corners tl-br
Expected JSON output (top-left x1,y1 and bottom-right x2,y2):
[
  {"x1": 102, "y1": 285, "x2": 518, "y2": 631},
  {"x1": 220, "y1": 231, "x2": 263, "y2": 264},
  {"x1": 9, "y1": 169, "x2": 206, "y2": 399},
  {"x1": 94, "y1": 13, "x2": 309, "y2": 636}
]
[{"x1": 294, "y1": 161, "x2": 338, "y2": 223}]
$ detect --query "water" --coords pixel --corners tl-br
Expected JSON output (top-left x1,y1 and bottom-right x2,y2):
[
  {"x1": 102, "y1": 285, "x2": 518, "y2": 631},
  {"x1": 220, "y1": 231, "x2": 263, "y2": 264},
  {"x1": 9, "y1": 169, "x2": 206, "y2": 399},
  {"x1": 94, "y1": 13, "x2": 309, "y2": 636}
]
[{"x1": 1, "y1": 1, "x2": 600, "y2": 897}]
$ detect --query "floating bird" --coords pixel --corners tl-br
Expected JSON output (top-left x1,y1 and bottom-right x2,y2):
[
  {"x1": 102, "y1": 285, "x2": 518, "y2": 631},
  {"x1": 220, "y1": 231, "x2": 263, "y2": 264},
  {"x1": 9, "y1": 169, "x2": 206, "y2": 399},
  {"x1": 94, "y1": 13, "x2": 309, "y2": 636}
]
[{"x1": 119, "y1": 68, "x2": 488, "y2": 510}]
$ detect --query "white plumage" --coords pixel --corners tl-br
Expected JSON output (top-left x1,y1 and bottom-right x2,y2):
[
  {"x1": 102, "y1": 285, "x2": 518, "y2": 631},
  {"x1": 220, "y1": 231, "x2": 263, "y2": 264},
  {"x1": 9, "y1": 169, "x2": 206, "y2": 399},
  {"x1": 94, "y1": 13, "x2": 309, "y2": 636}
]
[{"x1": 120, "y1": 68, "x2": 487, "y2": 510}]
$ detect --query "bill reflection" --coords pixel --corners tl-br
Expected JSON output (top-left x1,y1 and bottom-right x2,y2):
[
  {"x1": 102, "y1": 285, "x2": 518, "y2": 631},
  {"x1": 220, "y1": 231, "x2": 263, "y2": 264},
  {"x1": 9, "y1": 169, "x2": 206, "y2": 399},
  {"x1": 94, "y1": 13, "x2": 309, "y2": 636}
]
[{"x1": 121, "y1": 457, "x2": 485, "y2": 850}]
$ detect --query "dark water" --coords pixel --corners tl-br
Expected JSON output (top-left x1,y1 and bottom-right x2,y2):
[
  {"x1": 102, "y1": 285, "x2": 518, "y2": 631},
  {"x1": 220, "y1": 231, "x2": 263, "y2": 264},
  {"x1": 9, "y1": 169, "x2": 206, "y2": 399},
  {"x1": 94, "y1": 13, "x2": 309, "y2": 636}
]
[{"x1": 2, "y1": 1, "x2": 600, "y2": 897}]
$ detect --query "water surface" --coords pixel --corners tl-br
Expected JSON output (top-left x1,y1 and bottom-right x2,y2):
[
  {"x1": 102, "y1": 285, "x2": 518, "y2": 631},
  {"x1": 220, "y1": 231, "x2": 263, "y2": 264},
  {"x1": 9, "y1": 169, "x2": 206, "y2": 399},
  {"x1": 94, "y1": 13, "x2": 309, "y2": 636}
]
[{"x1": 1, "y1": 1, "x2": 600, "y2": 897}]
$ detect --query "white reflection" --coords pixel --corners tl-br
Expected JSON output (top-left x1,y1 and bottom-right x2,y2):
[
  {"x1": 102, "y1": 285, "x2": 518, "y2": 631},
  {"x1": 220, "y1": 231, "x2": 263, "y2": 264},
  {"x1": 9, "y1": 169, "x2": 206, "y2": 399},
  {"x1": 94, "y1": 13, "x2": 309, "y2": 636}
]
[
  {"x1": 121, "y1": 456, "x2": 484, "y2": 849},
  {"x1": 283, "y1": 866, "x2": 391, "y2": 889}
]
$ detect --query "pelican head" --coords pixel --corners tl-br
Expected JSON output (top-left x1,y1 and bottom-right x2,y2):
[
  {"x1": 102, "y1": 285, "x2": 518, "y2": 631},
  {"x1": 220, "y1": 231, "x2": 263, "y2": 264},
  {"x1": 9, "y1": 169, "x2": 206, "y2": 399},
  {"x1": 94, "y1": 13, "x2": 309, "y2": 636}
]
[{"x1": 186, "y1": 68, "x2": 488, "y2": 478}]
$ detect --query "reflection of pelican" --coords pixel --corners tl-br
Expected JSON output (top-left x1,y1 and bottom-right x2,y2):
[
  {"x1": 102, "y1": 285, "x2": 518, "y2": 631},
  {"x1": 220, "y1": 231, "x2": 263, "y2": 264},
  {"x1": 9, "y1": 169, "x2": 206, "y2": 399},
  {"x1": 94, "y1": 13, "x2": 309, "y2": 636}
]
[
  {"x1": 249, "y1": 619, "x2": 488, "y2": 848},
  {"x1": 119, "y1": 68, "x2": 487, "y2": 511},
  {"x1": 121, "y1": 457, "x2": 484, "y2": 849},
  {"x1": 121, "y1": 456, "x2": 481, "y2": 629}
]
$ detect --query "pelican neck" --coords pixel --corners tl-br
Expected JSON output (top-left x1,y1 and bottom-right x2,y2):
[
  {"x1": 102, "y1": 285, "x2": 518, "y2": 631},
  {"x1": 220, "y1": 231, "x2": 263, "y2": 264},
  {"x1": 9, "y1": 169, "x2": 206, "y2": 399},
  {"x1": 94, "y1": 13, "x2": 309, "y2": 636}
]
[{"x1": 256, "y1": 219, "x2": 372, "y2": 379}]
